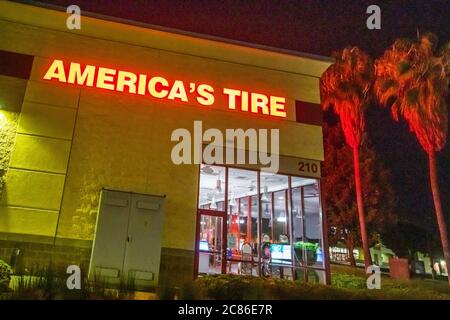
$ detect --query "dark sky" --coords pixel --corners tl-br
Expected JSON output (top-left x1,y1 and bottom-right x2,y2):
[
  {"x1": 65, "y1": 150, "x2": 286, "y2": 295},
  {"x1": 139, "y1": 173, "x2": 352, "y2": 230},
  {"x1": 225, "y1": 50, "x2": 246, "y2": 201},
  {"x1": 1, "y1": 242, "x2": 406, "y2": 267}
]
[{"x1": 28, "y1": 0, "x2": 450, "y2": 232}]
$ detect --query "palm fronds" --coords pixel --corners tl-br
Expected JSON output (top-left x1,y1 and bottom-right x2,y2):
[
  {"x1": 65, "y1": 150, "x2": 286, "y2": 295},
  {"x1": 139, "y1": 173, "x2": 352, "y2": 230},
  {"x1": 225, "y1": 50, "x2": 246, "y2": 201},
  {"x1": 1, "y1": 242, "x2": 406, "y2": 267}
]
[
  {"x1": 320, "y1": 47, "x2": 374, "y2": 148},
  {"x1": 374, "y1": 33, "x2": 449, "y2": 153}
]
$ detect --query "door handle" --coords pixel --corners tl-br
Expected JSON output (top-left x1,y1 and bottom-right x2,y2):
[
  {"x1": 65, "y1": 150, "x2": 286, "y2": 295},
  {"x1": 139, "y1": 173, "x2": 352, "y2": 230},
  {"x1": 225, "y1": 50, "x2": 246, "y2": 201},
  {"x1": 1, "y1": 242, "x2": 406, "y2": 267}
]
[{"x1": 127, "y1": 235, "x2": 133, "y2": 243}]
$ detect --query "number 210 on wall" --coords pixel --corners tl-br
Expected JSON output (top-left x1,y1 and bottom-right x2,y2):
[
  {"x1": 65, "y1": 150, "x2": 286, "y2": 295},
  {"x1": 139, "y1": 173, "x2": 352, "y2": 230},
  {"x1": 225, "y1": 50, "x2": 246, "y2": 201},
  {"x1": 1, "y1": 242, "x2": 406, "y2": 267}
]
[{"x1": 298, "y1": 161, "x2": 319, "y2": 174}]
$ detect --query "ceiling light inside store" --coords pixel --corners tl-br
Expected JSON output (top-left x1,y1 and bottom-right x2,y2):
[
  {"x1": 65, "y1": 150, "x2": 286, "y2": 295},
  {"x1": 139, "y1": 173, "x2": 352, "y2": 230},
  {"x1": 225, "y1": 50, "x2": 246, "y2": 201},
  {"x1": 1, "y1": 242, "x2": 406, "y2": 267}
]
[
  {"x1": 210, "y1": 194, "x2": 218, "y2": 209},
  {"x1": 229, "y1": 192, "x2": 237, "y2": 207},
  {"x1": 277, "y1": 211, "x2": 287, "y2": 222},
  {"x1": 261, "y1": 185, "x2": 270, "y2": 202},
  {"x1": 215, "y1": 178, "x2": 222, "y2": 193},
  {"x1": 263, "y1": 203, "x2": 270, "y2": 216}
]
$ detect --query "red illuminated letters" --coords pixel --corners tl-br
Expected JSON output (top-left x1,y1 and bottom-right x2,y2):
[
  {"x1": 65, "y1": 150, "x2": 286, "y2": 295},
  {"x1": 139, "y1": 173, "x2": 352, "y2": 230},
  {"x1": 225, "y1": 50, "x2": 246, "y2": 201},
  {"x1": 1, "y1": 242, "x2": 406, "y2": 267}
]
[
  {"x1": 223, "y1": 88, "x2": 286, "y2": 117},
  {"x1": 43, "y1": 59, "x2": 287, "y2": 118}
]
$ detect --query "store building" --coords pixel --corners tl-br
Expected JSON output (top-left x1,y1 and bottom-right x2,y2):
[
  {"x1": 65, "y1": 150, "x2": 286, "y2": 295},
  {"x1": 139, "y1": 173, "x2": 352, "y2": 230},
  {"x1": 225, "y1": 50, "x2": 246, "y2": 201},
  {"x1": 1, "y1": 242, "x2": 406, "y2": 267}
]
[{"x1": 0, "y1": 1, "x2": 333, "y2": 288}]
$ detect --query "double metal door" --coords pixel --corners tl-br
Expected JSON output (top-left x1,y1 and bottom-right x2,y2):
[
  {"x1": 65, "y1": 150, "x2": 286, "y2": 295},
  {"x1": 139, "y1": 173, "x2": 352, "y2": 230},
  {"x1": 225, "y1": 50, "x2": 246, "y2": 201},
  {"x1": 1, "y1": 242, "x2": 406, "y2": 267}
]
[{"x1": 88, "y1": 189, "x2": 165, "y2": 290}]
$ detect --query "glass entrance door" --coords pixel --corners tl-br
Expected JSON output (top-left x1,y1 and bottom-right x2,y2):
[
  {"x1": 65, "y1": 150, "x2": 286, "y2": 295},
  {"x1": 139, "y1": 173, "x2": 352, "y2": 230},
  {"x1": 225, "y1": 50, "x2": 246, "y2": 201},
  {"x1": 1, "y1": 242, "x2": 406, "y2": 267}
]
[{"x1": 196, "y1": 210, "x2": 227, "y2": 275}]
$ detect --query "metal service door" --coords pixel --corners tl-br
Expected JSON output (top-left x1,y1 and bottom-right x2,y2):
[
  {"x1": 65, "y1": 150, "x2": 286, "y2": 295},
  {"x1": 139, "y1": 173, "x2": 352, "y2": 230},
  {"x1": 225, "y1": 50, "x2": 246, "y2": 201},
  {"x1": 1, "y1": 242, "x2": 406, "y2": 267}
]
[
  {"x1": 88, "y1": 190, "x2": 130, "y2": 287},
  {"x1": 88, "y1": 189, "x2": 165, "y2": 289},
  {"x1": 123, "y1": 193, "x2": 165, "y2": 289}
]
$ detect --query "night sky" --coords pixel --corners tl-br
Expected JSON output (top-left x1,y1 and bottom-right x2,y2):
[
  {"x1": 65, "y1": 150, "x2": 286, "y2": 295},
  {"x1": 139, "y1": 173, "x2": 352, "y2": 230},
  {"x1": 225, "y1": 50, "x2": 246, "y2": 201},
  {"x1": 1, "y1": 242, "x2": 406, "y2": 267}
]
[{"x1": 27, "y1": 0, "x2": 450, "y2": 233}]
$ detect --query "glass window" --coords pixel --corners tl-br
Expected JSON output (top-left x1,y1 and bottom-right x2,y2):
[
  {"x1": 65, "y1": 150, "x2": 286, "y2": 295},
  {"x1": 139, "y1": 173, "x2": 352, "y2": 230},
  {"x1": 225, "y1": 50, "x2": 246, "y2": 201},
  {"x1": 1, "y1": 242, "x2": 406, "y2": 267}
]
[
  {"x1": 198, "y1": 164, "x2": 225, "y2": 211},
  {"x1": 227, "y1": 168, "x2": 259, "y2": 275},
  {"x1": 291, "y1": 186, "x2": 305, "y2": 267},
  {"x1": 197, "y1": 165, "x2": 327, "y2": 283},
  {"x1": 291, "y1": 177, "x2": 324, "y2": 270},
  {"x1": 303, "y1": 182, "x2": 324, "y2": 269},
  {"x1": 237, "y1": 195, "x2": 259, "y2": 253},
  {"x1": 307, "y1": 269, "x2": 326, "y2": 284},
  {"x1": 260, "y1": 172, "x2": 288, "y2": 245},
  {"x1": 260, "y1": 172, "x2": 291, "y2": 279},
  {"x1": 198, "y1": 214, "x2": 224, "y2": 275},
  {"x1": 273, "y1": 189, "x2": 289, "y2": 244}
]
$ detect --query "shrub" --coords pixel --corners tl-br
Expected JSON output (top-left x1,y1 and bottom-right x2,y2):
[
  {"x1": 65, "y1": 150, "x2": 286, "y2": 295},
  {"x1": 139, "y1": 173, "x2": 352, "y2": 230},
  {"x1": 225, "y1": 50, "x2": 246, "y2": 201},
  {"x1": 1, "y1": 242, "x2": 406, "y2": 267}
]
[
  {"x1": 0, "y1": 260, "x2": 12, "y2": 291},
  {"x1": 179, "y1": 281, "x2": 202, "y2": 300},
  {"x1": 187, "y1": 273, "x2": 450, "y2": 300},
  {"x1": 5, "y1": 265, "x2": 95, "y2": 300},
  {"x1": 191, "y1": 275, "x2": 354, "y2": 300},
  {"x1": 193, "y1": 275, "x2": 266, "y2": 300},
  {"x1": 156, "y1": 284, "x2": 178, "y2": 300},
  {"x1": 9, "y1": 271, "x2": 89, "y2": 300},
  {"x1": 331, "y1": 273, "x2": 367, "y2": 289}
]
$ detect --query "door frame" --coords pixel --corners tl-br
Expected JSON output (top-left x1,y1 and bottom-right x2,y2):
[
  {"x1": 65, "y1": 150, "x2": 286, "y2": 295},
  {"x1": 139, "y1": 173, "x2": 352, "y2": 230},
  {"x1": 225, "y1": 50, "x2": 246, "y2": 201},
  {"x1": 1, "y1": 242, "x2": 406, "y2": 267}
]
[{"x1": 194, "y1": 209, "x2": 228, "y2": 278}]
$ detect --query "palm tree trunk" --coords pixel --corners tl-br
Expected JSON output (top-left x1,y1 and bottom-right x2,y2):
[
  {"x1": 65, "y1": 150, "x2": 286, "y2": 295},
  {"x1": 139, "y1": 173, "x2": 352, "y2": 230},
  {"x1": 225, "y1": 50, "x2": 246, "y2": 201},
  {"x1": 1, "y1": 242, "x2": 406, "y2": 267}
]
[
  {"x1": 353, "y1": 147, "x2": 372, "y2": 269},
  {"x1": 426, "y1": 232, "x2": 436, "y2": 280},
  {"x1": 428, "y1": 151, "x2": 450, "y2": 285},
  {"x1": 346, "y1": 240, "x2": 357, "y2": 267}
]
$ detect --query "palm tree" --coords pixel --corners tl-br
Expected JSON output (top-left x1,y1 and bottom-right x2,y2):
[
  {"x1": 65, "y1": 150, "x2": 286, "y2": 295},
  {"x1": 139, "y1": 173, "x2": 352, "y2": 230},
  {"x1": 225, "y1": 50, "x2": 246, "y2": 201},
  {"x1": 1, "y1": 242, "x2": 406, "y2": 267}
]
[
  {"x1": 320, "y1": 47, "x2": 375, "y2": 269},
  {"x1": 375, "y1": 33, "x2": 450, "y2": 284}
]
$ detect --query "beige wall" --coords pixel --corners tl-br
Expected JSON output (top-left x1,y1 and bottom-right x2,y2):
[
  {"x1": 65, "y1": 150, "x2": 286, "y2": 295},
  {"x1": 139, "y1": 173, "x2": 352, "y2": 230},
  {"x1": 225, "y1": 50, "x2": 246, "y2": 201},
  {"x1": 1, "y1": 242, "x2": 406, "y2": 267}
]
[
  {"x1": 0, "y1": 1, "x2": 330, "y2": 252},
  {"x1": 0, "y1": 76, "x2": 79, "y2": 240}
]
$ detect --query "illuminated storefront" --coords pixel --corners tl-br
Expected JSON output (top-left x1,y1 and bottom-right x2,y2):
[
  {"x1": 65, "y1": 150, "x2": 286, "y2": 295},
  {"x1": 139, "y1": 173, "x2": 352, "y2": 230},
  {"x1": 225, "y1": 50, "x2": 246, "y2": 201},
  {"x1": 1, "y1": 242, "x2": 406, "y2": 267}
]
[
  {"x1": 196, "y1": 165, "x2": 326, "y2": 283},
  {"x1": 0, "y1": 2, "x2": 332, "y2": 288}
]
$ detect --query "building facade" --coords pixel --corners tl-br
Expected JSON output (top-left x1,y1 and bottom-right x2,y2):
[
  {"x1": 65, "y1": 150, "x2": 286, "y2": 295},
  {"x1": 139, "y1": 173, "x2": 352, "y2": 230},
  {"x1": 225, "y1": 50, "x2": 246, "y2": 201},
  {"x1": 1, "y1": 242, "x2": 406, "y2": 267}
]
[{"x1": 0, "y1": 1, "x2": 332, "y2": 288}]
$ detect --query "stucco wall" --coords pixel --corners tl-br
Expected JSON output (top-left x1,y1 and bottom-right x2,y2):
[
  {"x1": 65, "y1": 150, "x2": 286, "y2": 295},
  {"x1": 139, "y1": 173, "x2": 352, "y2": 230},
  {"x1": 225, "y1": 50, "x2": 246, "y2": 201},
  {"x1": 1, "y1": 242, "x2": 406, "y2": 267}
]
[
  {"x1": 0, "y1": 76, "x2": 27, "y2": 199},
  {"x1": 0, "y1": 78, "x2": 79, "y2": 240}
]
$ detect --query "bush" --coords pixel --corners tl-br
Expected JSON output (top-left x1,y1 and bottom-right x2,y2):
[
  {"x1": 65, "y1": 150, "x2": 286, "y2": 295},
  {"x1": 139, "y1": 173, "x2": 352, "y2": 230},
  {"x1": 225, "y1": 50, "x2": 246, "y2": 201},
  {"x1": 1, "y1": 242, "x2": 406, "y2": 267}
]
[
  {"x1": 3, "y1": 265, "x2": 113, "y2": 300},
  {"x1": 9, "y1": 268, "x2": 90, "y2": 300},
  {"x1": 194, "y1": 275, "x2": 267, "y2": 300},
  {"x1": 331, "y1": 273, "x2": 367, "y2": 289},
  {"x1": 0, "y1": 260, "x2": 12, "y2": 291},
  {"x1": 179, "y1": 281, "x2": 201, "y2": 300},
  {"x1": 190, "y1": 274, "x2": 354, "y2": 300},
  {"x1": 156, "y1": 285, "x2": 178, "y2": 300},
  {"x1": 185, "y1": 273, "x2": 450, "y2": 300}
]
